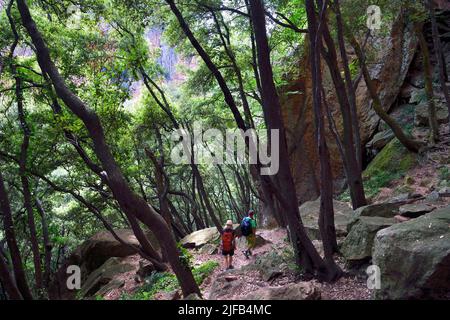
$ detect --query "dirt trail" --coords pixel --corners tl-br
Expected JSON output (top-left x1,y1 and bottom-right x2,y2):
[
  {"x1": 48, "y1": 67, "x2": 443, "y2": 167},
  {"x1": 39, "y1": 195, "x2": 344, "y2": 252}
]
[{"x1": 194, "y1": 228, "x2": 371, "y2": 300}]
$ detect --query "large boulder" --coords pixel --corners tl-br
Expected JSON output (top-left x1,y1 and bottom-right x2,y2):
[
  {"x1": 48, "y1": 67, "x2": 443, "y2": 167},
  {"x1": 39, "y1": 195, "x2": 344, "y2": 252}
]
[
  {"x1": 244, "y1": 282, "x2": 321, "y2": 300},
  {"x1": 372, "y1": 206, "x2": 450, "y2": 299},
  {"x1": 299, "y1": 197, "x2": 353, "y2": 240},
  {"x1": 78, "y1": 257, "x2": 134, "y2": 298},
  {"x1": 180, "y1": 227, "x2": 220, "y2": 249},
  {"x1": 49, "y1": 229, "x2": 157, "y2": 299},
  {"x1": 282, "y1": 14, "x2": 418, "y2": 203},
  {"x1": 341, "y1": 216, "x2": 396, "y2": 262},
  {"x1": 347, "y1": 202, "x2": 400, "y2": 231}
]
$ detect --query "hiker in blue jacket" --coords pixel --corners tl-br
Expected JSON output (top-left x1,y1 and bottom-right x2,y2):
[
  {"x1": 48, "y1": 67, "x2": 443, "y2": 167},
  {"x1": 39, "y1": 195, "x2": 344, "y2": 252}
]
[{"x1": 240, "y1": 210, "x2": 257, "y2": 259}]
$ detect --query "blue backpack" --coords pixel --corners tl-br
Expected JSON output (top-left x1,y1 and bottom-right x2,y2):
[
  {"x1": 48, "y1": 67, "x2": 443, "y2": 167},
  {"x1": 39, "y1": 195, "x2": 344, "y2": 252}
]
[{"x1": 240, "y1": 217, "x2": 253, "y2": 236}]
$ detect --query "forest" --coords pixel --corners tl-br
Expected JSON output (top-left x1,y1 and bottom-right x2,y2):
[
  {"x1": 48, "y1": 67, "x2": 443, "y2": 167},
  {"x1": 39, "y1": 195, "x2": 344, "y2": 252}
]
[{"x1": 0, "y1": 0, "x2": 449, "y2": 301}]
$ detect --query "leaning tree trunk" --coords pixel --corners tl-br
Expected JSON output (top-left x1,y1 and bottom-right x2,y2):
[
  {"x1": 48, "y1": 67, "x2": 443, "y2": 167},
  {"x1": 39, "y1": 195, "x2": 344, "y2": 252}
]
[
  {"x1": 16, "y1": 0, "x2": 200, "y2": 297},
  {"x1": 0, "y1": 253, "x2": 23, "y2": 300},
  {"x1": 15, "y1": 69, "x2": 44, "y2": 293},
  {"x1": 0, "y1": 172, "x2": 33, "y2": 300},
  {"x1": 348, "y1": 31, "x2": 424, "y2": 153},
  {"x1": 415, "y1": 21, "x2": 440, "y2": 143}
]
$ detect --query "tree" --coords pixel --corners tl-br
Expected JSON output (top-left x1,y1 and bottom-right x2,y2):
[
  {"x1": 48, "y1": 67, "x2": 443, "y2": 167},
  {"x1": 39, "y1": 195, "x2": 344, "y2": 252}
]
[
  {"x1": 15, "y1": 0, "x2": 200, "y2": 298},
  {"x1": 248, "y1": 0, "x2": 339, "y2": 281}
]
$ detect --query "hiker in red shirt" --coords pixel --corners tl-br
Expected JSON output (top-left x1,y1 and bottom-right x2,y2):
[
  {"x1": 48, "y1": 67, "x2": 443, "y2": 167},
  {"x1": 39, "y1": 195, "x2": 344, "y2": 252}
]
[{"x1": 220, "y1": 220, "x2": 236, "y2": 270}]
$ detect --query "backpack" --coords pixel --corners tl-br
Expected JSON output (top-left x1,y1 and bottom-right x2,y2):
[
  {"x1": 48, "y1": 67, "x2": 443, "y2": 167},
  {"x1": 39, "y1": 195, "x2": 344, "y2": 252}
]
[
  {"x1": 221, "y1": 229, "x2": 234, "y2": 251},
  {"x1": 240, "y1": 217, "x2": 253, "y2": 236}
]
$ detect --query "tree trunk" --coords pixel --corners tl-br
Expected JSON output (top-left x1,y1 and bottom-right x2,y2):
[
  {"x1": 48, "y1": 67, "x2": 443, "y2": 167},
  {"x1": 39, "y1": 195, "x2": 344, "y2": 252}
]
[
  {"x1": 348, "y1": 31, "x2": 424, "y2": 153},
  {"x1": 428, "y1": 0, "x2": 450, "y2": 126},
  {"x1": 34, "y1": 199, "x2": 52, "y2": 289},
  {"x1": 0, "y1": 254, "x2": 23, "y2": 300},
  {"x1": 16, "y1": 0, "x2": 200, "y2": 297},
  {"x1": 0, "y1": 172, "x2": 33, "y2": 300},
  {"x1": 320, "y1": 16, "x2": 367, "y2": 210},
  {"x1": 15, "y1": 69, "x2": 44, "y2": 293},
  {"x1": 306, "y1": 0, "x2": 342, "y2": 278},
  {"x1": 249, "y1": 0, "x2": 334, "y2": 280},
  {"x1": 415, "y1": 21, "x2": 440, "y2": 143}
]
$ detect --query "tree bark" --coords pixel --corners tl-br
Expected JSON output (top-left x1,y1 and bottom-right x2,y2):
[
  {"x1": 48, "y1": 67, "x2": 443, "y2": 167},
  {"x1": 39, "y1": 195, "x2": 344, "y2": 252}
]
[
  {"x1": 16, "y1": 0, "x2": 200, "y2": 297},
  {"x1": 306, "y1": 0, "x2": 342, "y2": 278},
  {"x1": 15, "y1": 68, "x2": 44, "y2": 293},
  {"x1": 34, "y1": 199, "x2": 52, "y2": 289},
  {"x1": 428, "y1": 0, "x2": 450, "y2": 127},
  {"x1": 415, "y1": 21, "x2": 440, "y2": 143},
  {"x1": 249, "y1": 0, "x2": 335, "y2": 281},
  {"x1": 0, "y1": 171, "x2": 33, "y2": 299},
  {"x1": 320, "y1": 16, "x2": 367, "y2": 209},
  {"x1": 0, "y1": 253, "x2": 23, "y2": 300}
]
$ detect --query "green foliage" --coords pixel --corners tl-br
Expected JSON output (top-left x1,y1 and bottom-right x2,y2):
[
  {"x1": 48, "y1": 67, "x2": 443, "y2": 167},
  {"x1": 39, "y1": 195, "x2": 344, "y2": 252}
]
[
  {"x1": 177, "y1": 243, "x2": 194, "y2": 269},
  {"x1": 120, "y1": 261, "x2": 218, "y2": 300},
  {"x1": 192, "y1": 260, "x2": 219, "y2": 285},
  {"x1": 363, "y1": 138, "x2": 416, "y2": 198}
]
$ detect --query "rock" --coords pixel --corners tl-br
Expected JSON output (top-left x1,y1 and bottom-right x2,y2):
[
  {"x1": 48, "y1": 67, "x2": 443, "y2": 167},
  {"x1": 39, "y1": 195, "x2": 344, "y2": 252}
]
[
  {"x1": 426, "y1": 191, "x2": 440, "y2": 202},
  {"x1": 183, "y1": 293, "x2": 202, "y2": 300},
  {"x1": 282, "y1": 14, "x2": 418, "y2": 203},
  {"x1": 394, "y1": 215, "x2": 411, "y2": 223},
  {"x1": 48, "y1": 229, "x2": 158, "y2": 299},
  {"x1": 78, "y1": 257, "x2": 135, "y2": 298},
  {"x1": 341, "y1": 216, "x2": 396, "y2": 262},
  {"x1": 363, "y1": 139, "x2": 416, "y2": 190},
  {"x1": 415, "y1": 102, "x2": 449, "y2": 127},
  {"x1": 180, "y1": 227, "x2": 220, "y2": 249},
  {"x1": 244, "y1": 282, "x2": 321, "y2": 300},
  {"x1": 366, "y1": 130, "x2": 395, "y2": 150},
  {"x1": 198, "y1": 244, "x2": 218, "y2": 255},
  {"x1": 299, "y1": 197, "x2": 353, "y2": 240},
  {"x1": 399, "y1": 203, "x2": 435, "y2": 218},
  {"x1": 208, "y1": 272, "x2": 245, "y2": 300},
  {"x1": 372, "y1": 206, "x2": 450, "y2": 299},
  {"x1": 95, "y1": 279, "x2": 125, "y2": 296},
  {"x1": 136, "y1": 261, "x2": 155, "y2": 280},
  {"x1": 235, "y1": 234, "x2": 269, "y2": 249},
  {"x1": 347, "y1": 202, "x2": 400, "y2": 231}
]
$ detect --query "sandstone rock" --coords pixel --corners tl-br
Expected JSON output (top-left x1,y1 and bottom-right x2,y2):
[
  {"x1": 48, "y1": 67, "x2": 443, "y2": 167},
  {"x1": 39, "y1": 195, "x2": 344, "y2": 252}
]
[
  {"x1": 415, "y1": 102, "x2": 449, "y2": 127},
  {"x1": 136, "y1": 260, "x2": 155, "y2": 280},
  {"x1": 79, "y1": 257, "x2": 135, "y2": 298},
  {"x1": 366, "y1": 130, "x2": 395, "y2": 150},
  {"x1": 281, "y1": 15, "x2": 418, "y2": 203},
  {"x1": 49, "y1": 229, "x2": 158, "y2": 299},
  {"x1": 341, "y1": 216, "x2": 396, "y2": 262},
  {"x1": 347, "y1": 202, "x2": 400, "y2": 232},
  {"x1": 372, "y1": 206, "x2": 450, "y2": 299},
  {"x1": 208, "y1": 272, "x2": 245, "y2": 300},
  {"x1": 244, "y1": 282, "x2": 321, "y2": 300},
  {"x1": 235, "y1": 234, "x2": 269, "y2": 249},
  {"x1": 180, "y1": 227, "x2": 220, "y2": 249},
  {"x1": 399, "y1": 203, "x2": 435, "y2": 218},
  {"x1": 299, "y1": 197, "x2": 353, "y2": 239},
  {"x1": 426, "y1": 191, "x2": 440, "y2": 202},
  {"x1": 183, "y1": 293, "x2": 202, "y2": 300},
  {"x1": 198, "y1": 244, "x2": 219, "y2": 255},
  {"x1": 95, "y1": 279, "x2": 125, "y2": 296}
]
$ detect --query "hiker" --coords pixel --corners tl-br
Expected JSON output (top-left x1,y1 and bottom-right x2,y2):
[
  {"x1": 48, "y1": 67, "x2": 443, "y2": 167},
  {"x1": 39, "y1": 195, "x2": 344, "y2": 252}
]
[
  {"x1": 240, "y1": 210, "x2": 257, "y2": 259},
  {"x1": 220, "y1": 220, "x2": 236, "y2": 270}
]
